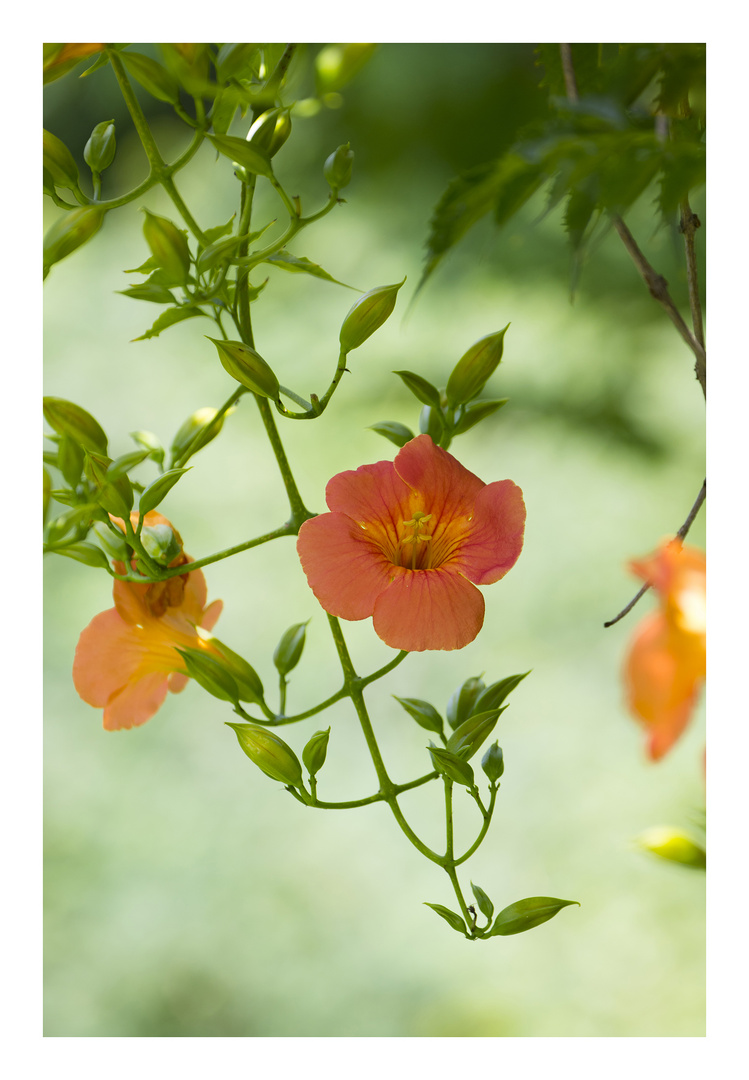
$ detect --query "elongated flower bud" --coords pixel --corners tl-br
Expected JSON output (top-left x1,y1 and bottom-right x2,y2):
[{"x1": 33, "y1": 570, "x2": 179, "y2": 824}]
[
  {"x1": 445, "y1": 326, "x2": 509, "y2": 408},
  {"x1": 481, "y1": 742, "x2": 505, "y2": 783},
  {"x1": 84, "y1": 119, "x2": 116, "y2": 174},
  {"x1": 248, "y1": 108, "x2": 292, "y2": 158},
  {"x1": 339, "y1": 279, "x2": 404, "y2": 353},
  {"x1": 323, "y1": 143, "x2": 354, "y2": 189},
  {"x1": 227, "y1": 722, "x2": 304, "y2": 787},
  {"x1": 43, "y1": 207, "x2": 106, "y2": 278},
  {"x1": 208, "y1": 338, "x2": 280, "y2": 401},
  {"x1": 302, "y1": 727, "x2": 330, "y2": 778}
]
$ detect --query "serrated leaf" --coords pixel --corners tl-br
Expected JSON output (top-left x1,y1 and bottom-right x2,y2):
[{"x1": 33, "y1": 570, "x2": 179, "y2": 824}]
[
  {"x1": 393, "y1": 370, "x2": 442, "y2": 409},
  {"x1": 489, "y1": 896, "x2": 580, "y2": 936},
  {"x1": 368, "y1": 421, "x2": 416, "y2": 448},
  {"x1": 132, "y1": 306, "x2": 205, "y2": 341},
  {"x1": 423, "y1": 903, "x2": 468, "y2": 936},
  {"x1": 265, "y1": 251, "x2": 358, "y2": 289}
]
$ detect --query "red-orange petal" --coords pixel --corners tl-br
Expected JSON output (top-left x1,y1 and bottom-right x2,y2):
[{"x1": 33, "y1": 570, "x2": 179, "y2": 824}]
[
  {"x1": 325, "y1": 458, "x2": 413, "y2": 529},
  {"x1": 624, "y1": 612, "x2": 700, "y2": 760},
  {"x1": 297, "y1": 512, "x2": 395, "y2": 620},
  {"x1": 393, "y1": 434, "x2": 484, "y2": 521},
  {"x1": 457, "y1": 480, "x2": 526, "y2": 585},
  {"x1": 372, "y1": 566, "x2": 485, "y2": 651}
]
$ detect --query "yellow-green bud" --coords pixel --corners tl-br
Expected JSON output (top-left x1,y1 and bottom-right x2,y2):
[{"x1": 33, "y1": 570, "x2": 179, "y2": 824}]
[
  {"x1": 84, "y1": 119, "x2": 116, "y2": 174},
  {"x1": 43, "y1": 397, "x2": 108, "y2": 454},
  {"x1": 208, "y1": 338, "x2": 280, "y2": 401},
  {"x1": 445, "y1": 326, "x2": 509, "y2": 408},
  {"x1": 273, "y1": 621, "x2": 309, "y2": 677},
  {"x1": 140, "y1": 523, "x2": 181, "y2": 566},
  {"x1": 481, "y1": 742, "x2": 505, "y2": 783},
  {"x1": 92, "y1": 521, "x2": 130, "y2": 561},
  {"x1": 142, "y1": 209, "x2": 191, "y2": 284},
  {"x1": 323, "y1": 143, "x2": 354, "y2": 189},
  {"x1": 43, "y1": 207, "x2": 106, "y2": 278},
  {"x1": 339, "y1": 279, "x2": 404, "y2": 353},
  {"x1": 177, "y1": 648, "x2": 240, "y2": 703},
  {"x1": 635, "y1": 827, "x2": 706, "y2": 869},
  {"x1": 43, "y1": 129, "x2": 80, "y2": 191},
  {"x1": 302, "y1": 727, "x2": 330, "y2": 778},
  {"x1": 227, "y1": 723, "x2": 304, "y2": 788},
  {"x1": 248, "y1": 108, "x2": 292, "y2": 158},
  {"x1": 210, "y1": 639, "x2": 265, "y2": 705},
  {"x1": 170, "y1": 407, "x2": 228, "y2": 462}
]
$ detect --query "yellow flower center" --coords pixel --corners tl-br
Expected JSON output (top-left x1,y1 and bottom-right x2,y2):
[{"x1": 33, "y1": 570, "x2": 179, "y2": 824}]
[{"x1": 395, "y1": 510, "x2": 435, "y2": 570}]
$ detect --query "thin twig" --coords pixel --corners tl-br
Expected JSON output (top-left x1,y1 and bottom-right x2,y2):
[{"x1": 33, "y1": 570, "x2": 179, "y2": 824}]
[
  {"x1": 603, "y1": 479, "x2": 706, "y2": 627},
  {"x1": 680, "y1": 197, "x2": 706, "y2": 389},
  {"x1": 560, "y1": 43, "x2": 579, "y2": 100}
]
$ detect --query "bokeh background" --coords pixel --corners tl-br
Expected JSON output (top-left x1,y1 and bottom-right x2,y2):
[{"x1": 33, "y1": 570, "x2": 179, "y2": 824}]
[{"x1": 43, "y1": 44, "x2": 705, "y2": 1037}]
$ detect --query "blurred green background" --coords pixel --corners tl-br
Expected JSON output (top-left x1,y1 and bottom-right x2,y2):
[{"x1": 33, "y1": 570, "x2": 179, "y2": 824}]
[{"x1": 43, "y1": 44, "x2": 705, "y2": 1037}]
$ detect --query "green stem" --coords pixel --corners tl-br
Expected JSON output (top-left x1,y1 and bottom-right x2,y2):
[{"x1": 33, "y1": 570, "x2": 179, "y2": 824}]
[
  {"x1": 454, "y1": 784, "x2": 498, "y2": 866},
  {"x1": 160, "y1": 174, "x2": 208, "y2": 245},
  {"x1": 357, "y1": 650, "x2": 409, "y2": 689},
  {"x1": 254, "y1": 396, "x2": 314, "y2": 527},
  {"x1": 108, "y1": 49, "x2": 166, "y2": 174}
]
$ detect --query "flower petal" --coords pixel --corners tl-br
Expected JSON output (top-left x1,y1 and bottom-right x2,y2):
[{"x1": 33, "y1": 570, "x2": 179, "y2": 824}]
[
  {"x1": 103, "y1": 671, "x2": 170, "y2": 731},
  {"x1": 624, "y1": 612, "x2": 701, "y2": 760},
  {"x1": 372, "y1": 567, "x2": 485, "y2": 651},
  {"x1": 457, "y1": 480, "x2": 526, "y2": 585},
  {"x1": 394, "y1": 434, "x2": 484, "y2": 521},
  {"x1": 297, "y1": 513, "x2": 394, "y2": 620}
]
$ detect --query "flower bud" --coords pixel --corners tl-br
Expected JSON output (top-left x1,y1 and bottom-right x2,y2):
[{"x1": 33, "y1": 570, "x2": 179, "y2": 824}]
[
  {"x1": 170, "y1": 407, "x2": 228, "y2": 462},
  {"x1": 142, "y1": 209, "x2": 191, "y2": 284},
  {"x1": 323, "y1": 143, "x2": 354, "y2": 189},
  {"x1": 140, "y1": 523, "x2": 181, "y2": 566},
  {"x1": 84, "y1": 120, "x2": 116, "y2": 174},
  {"x1": 43, "y1": 207, "x2": 106, "y2": 277},
  {"x1": 177, "y1": 647, "x2": 240, "y2": 703},
  {"x1": 248, "y1": 107, "x2": 292, "y2": 158},
  {"x1": 208, "y1": 338, "x2": 280, "y2": 401},
  {"x1": 339, "y1": 279, "x2": 404, "y2": 353},
  {"x1": 302, "y1": 727, "x2": 331, "y2": 778},
  {"x1": 635, "y1": 826, "x2": 706, "y2": 869},
  {"x1": 227, "y1": 722, "x2": 304, "y2": 788},
  {"x1": 210, "y1": 639, "x2": 265, "y2": 705},
  {"x1": 43, "y1": 397, "x2": 108, "y2": 454},
  {"x1": 273, "y1": 621, "x2": 309, "y2": 677},
  {"x1": 92, "y1": 521, "x2": 130, "y2": 561},
  {"x1": 43, "y1": 129, "x2": 80, "y2": 191},
  {"x1": 445, "y1": 326, "x2": 509, "y2": 408},
  {"x1": 481, "y1": 741, "x2": 505, "y2": 783}
]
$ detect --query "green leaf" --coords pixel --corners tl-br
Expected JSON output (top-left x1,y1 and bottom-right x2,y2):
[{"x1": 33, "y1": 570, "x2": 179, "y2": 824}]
[
  {"x1": 118, "y1": 282, "x2": 177, "y2": 304},
  {"x1": 132, "y1": 306, "x2": 206, "y2": 341},
  {"x1": 106, "y1": 449, "x2": 152, "y2": 482},
  {"x1": 418, "y1": 405, "x2": 445, "y2": 443},
  {"x1": 200, "y1": 216, "x2": 237, "y2": 246},
  {"x1": 208, "y1": 134, "x2": 273, "y2": 178},
  {"x1": 43, "y1": 397, "x2": 108, "y2": 455},
  {"x1": 446, "y1": 709, "x2": 504, "y2": 761},
  {"x1": 446, "y1": 676, "x2": 485, "y2": 730},
  {"x1": 368, "y1": 421, "x2": 415, "y2": 448},
  {"x1": 393, "y1": 697, "x2": 444, "y2": 736},
  {"x1": 470, "y1": 883, "x2": 494, "y2": 922},
  {"x1": 265, "y1": 251, "x2": 358, "y2": 289},
  {"x1": 51, "y1": 542, "x2": 111, "y2": 570},
  {"x1": 393, "y1": 370, "x2": 442, "y2": 410},
  {"x1": 427, "y1": 744, "x2": 475, "y2": 788},
  {"x1": 489, "y1": 896, "x2": 580, "y2": 936},
  {"x1": 138, "y1": 468, "x2": 191, "y2": 514},
  {"x1": 120, "y1": 51, "x2": 181, "y2": 104},
  {"x1": 452, "y1": 399, "x2": 508, "y2": 436},
  {"x1": 471, "y1": 672, "x2": 530, "y2": 716},
  {"x1": 423, "y1": 903, "x2": 468, "y2": 936}
]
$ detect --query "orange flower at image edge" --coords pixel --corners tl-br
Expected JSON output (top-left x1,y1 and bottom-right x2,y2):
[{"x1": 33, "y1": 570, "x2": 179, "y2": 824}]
[
  {"x1": 73, "y1": 512, "x2": 223, "y2": 731},
  {"x1": 624, "y1": 539, "x2": 706, "y2": 760},
  {"x1": 297, "y1": 434, "x2": 526, "y2": 652}
]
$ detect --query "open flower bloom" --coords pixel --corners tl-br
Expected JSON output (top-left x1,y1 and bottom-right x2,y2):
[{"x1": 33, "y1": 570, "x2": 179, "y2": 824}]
[
  {"x1": 73, "y1": 512, "x2": 223, "y2": 730},
  {"x1": 624, "y1": 539, "x2": 706, "y2": 760},
  {"x1": 297, "y1": 434, "x2": 525, "y2": 651}
]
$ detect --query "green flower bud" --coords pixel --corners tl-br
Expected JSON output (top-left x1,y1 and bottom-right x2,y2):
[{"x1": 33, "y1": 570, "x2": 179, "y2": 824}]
[
  {"x1": 273, "y1": 621, "x2": 309, "y2": 677},
  {"x1": 43, "y1": 397, "x2": 108, "y2": 454},
  {"x1": 208, "y1": 338, "x2": 280, "y2": 401},
  {"x1": 92, "y1": 521, "x2": 130, "y2": 562},
  {"x1": 43, "y1": 207, "x2": 106, "y2": 277},
  {"x1": 446, "y1": 675, "x2": 485, "y2": 730},
  {"x1": 323, "y1": 143, "x2": 354, "y2": 189},
  {"x1": 142, "y1": 209, "x2": 191, "y2": 284},
  {"x1": 210, "y1": 639, "x2": 265, "y2": 705},
  {"x1": 302, "y1": 727, "x2": 331, "y2": 778},
  {"x1": 635, "y1": 826, "x2": 706, "y2": 869},
  {"x1": 84, "y1": 120, "x2": 116, "y2": 174},
  {"x1": 227, "y1": 722, "x2": 304, "y2": 788},
  {"x1": 177, "y1": 648, "x2": 240, "y2": 703},
  {"x1": 470, "y1": 882, "x2": 494, "y2": 922},
  {"x1": 130, "y1": 430, "x2": 165, "y2": 467},
  {"x1": 43, "y1": 129, "x2": 80, "y2": 191},
  {"x1": 170, "y1": 407, "x2": 228, "y2": 463},
  {"x1": 248, "y1": 107, "x2": 292, "y2": 158},
  {"x1": 445, "y1": 326, "x2": 510, "y2": 409},
  {"x1": 139, "y1": 523, "x2": 181, "y2": 566},
  {"x1": 481, "y1": 742, "x2": 505, "y2": 784},
  {"x1": 339, "y1": 279, "x2": 404, "y2": 353}
]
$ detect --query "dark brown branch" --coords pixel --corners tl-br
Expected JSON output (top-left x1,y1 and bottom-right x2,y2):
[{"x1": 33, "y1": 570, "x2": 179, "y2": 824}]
[{"x1": 603, "y1": 480, "x2": 706, "y2": 627}]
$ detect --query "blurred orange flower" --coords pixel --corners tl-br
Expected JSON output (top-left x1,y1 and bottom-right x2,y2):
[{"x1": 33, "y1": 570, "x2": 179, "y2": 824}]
[
  {"x1": 297, "y1": 434, "x2": 525, "y2": 651},
  {"x1": 73, "y1": 512, "x2": 223, "y2": 731},
  {"x1": 624, "y1": 539, "x2": 706, "y2": 760}
]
